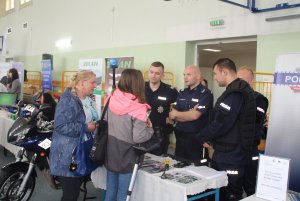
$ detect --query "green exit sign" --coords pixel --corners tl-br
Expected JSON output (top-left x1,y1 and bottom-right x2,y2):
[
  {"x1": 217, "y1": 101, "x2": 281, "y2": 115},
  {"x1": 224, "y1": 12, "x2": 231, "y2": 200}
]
[{"x1": 210, "y1": 19, "x2": 225, "y2": 26}]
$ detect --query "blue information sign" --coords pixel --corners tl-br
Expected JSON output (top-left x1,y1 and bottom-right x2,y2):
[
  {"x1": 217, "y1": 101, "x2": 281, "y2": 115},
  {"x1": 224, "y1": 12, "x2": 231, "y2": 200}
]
[{"x1": 41, "y1": 60, "x2": 53, "y2": 91}]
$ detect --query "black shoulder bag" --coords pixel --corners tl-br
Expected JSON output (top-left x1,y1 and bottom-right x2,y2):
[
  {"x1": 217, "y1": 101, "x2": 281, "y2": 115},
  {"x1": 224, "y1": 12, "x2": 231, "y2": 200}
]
[{"x1": 89, "y1": 99, "x2": 110, "y2": 166}]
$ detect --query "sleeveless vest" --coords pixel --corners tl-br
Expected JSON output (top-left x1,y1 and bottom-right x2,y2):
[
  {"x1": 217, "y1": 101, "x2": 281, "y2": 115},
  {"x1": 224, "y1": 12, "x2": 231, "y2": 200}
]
[
  {"x1": 212, "y1": 79, "x2": 256, "y2": 153},
  {"x1": 253, "y1": 91, "x2": 269, "y2": 146}
]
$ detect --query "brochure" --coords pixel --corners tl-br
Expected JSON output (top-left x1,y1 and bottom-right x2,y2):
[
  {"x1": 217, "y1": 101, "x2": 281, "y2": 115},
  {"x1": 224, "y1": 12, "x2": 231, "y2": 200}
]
[{"x1": 163, "y1": 170, "x2": 202, "y2": 185}]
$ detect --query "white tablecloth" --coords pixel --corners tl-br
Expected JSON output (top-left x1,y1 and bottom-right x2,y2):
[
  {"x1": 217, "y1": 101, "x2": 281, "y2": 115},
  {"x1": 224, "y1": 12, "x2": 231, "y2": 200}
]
[
  {"x1": 241, "y1": 195, "x2": 291, "y2": 201},
  {"x1": 91, "y1": 154, "x2": 228, "y2": 201},
  {"x1": 0, "y1": 110, "x2": 20, "y2": 156}
]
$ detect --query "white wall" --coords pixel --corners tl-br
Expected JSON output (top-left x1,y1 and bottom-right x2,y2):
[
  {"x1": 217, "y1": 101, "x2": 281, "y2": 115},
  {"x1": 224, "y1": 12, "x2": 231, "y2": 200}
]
[{"x1": 1, "y1": 0, "x2": 300, "y2": 59}]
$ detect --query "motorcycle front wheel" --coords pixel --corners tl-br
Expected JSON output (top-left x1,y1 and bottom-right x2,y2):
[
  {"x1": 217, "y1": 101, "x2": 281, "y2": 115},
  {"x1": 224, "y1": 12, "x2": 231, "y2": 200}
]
[{"x1": 0, "y1": 167, "x2": 35, "y2": 201}]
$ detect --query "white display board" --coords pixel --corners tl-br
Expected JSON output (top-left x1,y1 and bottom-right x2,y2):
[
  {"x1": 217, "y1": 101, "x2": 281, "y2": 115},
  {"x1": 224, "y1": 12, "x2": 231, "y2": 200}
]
[
  {"x1": 256, "y1": 154, "x2": 290, "y2": 201},
  {"x1": 266, "y1": 52, "x2": 300, "y2": 193}
]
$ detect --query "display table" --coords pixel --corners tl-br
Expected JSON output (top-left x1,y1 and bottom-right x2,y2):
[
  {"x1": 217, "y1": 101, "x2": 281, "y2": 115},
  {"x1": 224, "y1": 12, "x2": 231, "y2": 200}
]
[
  {"x1": 241, "y1": 195, "x2": 292, "y2": 201},
  {"x1": 0, "y1": 110, "x2": 20, "y2": 156},
  {"x1": 91, "y1": 154, "x2": 228, "y2": 201}
]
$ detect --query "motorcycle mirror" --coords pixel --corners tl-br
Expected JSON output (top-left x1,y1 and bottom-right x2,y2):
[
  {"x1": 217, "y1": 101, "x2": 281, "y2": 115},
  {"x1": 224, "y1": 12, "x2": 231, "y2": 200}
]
[{"x1": 17, "y1": 100, "x2": 24, "y2": 107}]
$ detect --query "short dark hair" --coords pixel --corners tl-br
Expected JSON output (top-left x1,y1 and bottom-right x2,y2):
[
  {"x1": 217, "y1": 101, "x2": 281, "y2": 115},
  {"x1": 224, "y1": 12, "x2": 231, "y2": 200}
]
[
  {"x1": 213, "y1": 58, "x2": 237, "y2": 73},
  {"x1": 150, "y1": 61, "x2": 164, "y2": 69}
]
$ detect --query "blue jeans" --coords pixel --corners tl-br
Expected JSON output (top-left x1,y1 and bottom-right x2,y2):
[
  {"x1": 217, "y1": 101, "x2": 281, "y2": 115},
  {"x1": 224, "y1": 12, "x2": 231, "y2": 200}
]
[{"x1": 104, "y1": 170, "x2": 132, "y2": 201}]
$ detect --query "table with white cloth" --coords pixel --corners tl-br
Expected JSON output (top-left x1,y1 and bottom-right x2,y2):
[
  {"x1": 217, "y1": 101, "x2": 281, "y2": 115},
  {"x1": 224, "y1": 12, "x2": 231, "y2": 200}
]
[
  {"x1": 241, "y1": 194, "x2": 292, "y2": 201},
  {"x1": 91, "y1": 154, "x2": 228, "y2": 201},
  {"x1": 0, "y1": 110, "x2": 20, "y2": 156}
]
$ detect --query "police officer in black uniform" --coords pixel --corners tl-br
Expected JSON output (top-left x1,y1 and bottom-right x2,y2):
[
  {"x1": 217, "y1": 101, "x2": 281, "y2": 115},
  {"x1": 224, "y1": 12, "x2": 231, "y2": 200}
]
[
  {"x1": 145, "y1": 61, "x2": 178, "y2": 155},
  {"x1": 196, "y1": 58, "x2": 256, "y2": 201},
  {"x1": 237, "y1": 66, "x2": 269, "y2": 196},
  {"x1": 169, "y1": 65, "x2": 213, "y2": 163}
]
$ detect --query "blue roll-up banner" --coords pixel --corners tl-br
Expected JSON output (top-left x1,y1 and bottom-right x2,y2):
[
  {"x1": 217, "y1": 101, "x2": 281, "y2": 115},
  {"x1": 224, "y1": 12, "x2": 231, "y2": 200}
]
[
  {"x1": 266, "y1": 53, "x2": 300, "y2": 193},
  {"x1": 41, "y1": 60, "x2": 53, "y2": 91}
]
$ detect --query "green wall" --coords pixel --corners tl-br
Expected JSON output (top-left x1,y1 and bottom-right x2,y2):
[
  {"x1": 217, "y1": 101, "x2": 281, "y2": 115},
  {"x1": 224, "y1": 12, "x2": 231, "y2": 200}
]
[
  {"x1": 257, "y1": 32, "x2": 300, "y2": 73},
  {"x1": 22, "y1": 42, "x2": 192, "y2": 89}
]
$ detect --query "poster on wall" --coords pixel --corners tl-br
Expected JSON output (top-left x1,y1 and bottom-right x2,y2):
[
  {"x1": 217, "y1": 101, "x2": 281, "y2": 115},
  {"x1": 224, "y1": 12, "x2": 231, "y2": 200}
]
[
  {"x1": 265, "y1": 52, "x2": 300, "y2": 193},
  {"x1": 41, "y1": 60, "x2": 53, "y2": 91},
  {"x1": 78, "y1": 58, "x2": 103, "y2": 117},
  {"x1": 104, "y1": 57, "x2": 134, "y2": 94}
]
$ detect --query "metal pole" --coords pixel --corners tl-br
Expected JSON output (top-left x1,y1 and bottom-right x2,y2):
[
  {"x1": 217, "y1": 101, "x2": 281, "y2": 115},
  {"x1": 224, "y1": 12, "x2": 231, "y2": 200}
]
[{"x1": 126, "y1": 157, "x2": 140, "y2": 201}]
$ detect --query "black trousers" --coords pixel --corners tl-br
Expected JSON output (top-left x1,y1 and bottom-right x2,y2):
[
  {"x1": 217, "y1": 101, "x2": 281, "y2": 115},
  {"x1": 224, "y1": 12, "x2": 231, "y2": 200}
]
[
  {"x1": 243, "y1": 153, "x2": 259, "y2": 196},
  {"x1": 57, "y1": 176, "x2": 84, "y2": 201},
  {"x1": 174, "y1": 130, "x2": 204, "y2": 162},
  {"x1": 211, "y1": 160, "x2": 244, "y2": 201},
  {"x1": 150, "y1": 129, "x2": 171, "y2": 156}
]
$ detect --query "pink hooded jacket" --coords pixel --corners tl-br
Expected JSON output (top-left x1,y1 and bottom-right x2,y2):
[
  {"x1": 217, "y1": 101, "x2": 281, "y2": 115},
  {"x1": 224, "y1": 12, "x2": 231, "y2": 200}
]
[{"x1": 108, "y1": 88, "x2": 151, "y2": 122}]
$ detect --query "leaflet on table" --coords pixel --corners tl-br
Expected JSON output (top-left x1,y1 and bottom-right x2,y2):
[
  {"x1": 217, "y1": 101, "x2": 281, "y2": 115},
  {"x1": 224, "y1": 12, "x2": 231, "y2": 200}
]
[
  {"x1": 185, "y1": 166, "x2": 227, "y2": 180},
  {"x1": 288, "y1": 192, "x2": 300, "y2": 201},
  {"x1": 140, "y1": 159, "x2": 166, "y2": 173},
  {"x1": 256, "y1": 154, "x2": 290, "y2": 201},
  {"x1": 162, "y1": 170, "x2": 202, "y2": 185}
]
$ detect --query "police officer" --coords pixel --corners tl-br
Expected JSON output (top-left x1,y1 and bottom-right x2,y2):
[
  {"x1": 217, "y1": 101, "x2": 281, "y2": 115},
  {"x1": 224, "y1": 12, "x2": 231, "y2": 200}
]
[
  {"x1": 145, "y1": 61, "x2": 178, "y2": 155},
  {"x1": 237, "y1": 66, "x2": 269, "y2": 196},
  {"x1": 196, "y1": 58, "x2": 256, "y2": 201},
  {"x1": 169, "y1": 65, "x2": 213, "y2": 163}
]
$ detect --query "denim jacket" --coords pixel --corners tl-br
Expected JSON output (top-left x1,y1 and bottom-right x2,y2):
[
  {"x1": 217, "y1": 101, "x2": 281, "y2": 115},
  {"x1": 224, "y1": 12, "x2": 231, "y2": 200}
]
[{"x1": 49, "y1": 88, "x2": 88, "y2": 177}]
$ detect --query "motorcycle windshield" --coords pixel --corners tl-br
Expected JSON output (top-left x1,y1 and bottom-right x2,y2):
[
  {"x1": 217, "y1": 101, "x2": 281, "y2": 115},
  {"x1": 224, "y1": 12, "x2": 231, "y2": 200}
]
[{"x1": 7, "y1": 115, "x2": 34, "y2": 144}]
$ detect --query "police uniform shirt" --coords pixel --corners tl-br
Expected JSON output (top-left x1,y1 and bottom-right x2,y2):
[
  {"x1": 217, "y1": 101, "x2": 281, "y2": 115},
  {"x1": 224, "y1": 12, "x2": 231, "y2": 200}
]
[
  {"x1": 145, "y1": 81, "x2": 178, "y2": 128},
  {"x1": 197, "y1": 92, "x2": 243, "y2": 143},
  {"x1": 197, "y1": 92, "x2": 246, "y2": 164},
  {"x1": 254, "y1": 91, "x2": 269, "y2": 145},
  {"x1": 174, "y1": 84, "x2": 213, "y2": 133}
]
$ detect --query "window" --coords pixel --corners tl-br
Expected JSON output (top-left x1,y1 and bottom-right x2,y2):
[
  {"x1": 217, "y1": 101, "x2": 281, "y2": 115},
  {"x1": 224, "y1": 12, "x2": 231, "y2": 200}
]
[
  {"x1": 20, "y1": 0, "x2": 31, "y2": 6},
  {"x1": 5, "y1": 0, "x2": 14, "y2": 11},
  {"x1": 20, "y1": 0, "x2": 31, "y2": 9}
]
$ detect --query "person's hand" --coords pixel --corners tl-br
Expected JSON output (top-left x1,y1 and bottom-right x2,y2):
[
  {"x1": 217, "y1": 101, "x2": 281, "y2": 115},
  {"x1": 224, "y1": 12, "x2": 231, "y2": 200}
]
[
  {"x1": 87, "y1": 121, "x2": 98, "y2": 132},
  {"x1": 146, "y1": 119, "x2": 152, "y2": 128},
  {"x1": 193, "y1": 104, "x2": 199, "y2": 110},
  {"x1": 203, "y1": 142, "x2": 211, "y2": 148},
  {"x1": 169, "y1": 109, "x2": 178, "y2": 120},
  {"x1": 166, "y1": 117, "x2": 174, "y2": 124}
]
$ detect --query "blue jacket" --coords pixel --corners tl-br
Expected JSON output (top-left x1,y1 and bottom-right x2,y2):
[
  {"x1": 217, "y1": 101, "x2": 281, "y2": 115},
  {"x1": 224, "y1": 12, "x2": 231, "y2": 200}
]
[{"x1": 49, "y1": 88, "x2": 88, "y2": 177}]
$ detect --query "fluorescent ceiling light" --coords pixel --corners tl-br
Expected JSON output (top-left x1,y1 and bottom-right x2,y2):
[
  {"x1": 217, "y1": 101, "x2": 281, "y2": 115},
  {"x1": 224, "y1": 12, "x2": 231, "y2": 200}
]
[
  {"x1": 202, "y1": 48, "x2": 221, "y2": 52},
  {"x1": 265, "y1": 14, "x2": 300, "y2": 22},
  {"x1": 55, "y1": 38, "x2": 72, "y2": 49}
]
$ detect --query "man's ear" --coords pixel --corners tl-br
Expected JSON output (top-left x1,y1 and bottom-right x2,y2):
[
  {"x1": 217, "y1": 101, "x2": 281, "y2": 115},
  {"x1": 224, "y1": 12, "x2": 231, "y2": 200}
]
[{"x1": 221, "y1": 68, "x2": 227, "y2": 76}]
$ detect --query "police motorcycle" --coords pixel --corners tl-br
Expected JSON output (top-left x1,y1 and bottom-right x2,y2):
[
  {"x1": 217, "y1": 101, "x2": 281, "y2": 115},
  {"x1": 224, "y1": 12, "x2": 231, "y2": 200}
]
[{"x1": 0, "y1": 102, "x2": 56, "y2": 201}]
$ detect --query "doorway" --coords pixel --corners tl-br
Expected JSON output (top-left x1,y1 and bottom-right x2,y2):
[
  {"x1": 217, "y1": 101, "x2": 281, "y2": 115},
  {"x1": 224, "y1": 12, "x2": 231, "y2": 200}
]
[{"x1": 197, "y1": 39, "x2": 257, "y2": 102}]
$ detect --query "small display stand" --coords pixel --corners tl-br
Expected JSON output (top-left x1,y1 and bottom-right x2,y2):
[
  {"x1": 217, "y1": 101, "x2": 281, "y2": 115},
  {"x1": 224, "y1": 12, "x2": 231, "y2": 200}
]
[{"x1": 256, "y1": 154, "x2": 290, "y2": 201}]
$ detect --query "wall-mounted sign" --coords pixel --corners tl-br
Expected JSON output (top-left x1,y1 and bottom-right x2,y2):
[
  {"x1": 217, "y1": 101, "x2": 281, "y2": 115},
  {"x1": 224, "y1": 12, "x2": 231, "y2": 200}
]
[{"x1": 210, "y1": 19, "x2": 225, "y2": 27}]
